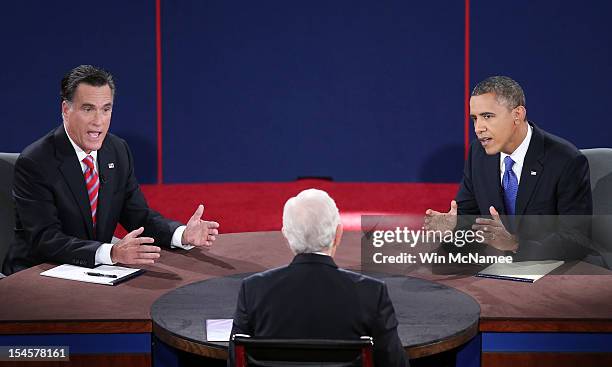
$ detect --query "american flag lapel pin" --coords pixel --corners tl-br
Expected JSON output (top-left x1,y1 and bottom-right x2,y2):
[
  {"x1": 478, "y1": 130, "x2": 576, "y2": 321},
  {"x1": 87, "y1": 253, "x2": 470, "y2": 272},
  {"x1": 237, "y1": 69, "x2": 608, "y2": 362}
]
[
  {"x1": 108, "y1": 163, "x2": 115, "y2": 169},
  {"x1": 530, "y1": 170, "x2": 536, "y2": 176}
]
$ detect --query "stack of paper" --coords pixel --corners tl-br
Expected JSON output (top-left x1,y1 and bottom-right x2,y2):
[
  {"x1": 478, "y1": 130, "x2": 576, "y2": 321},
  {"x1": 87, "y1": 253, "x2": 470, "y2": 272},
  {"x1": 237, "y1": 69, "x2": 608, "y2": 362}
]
[
  {"x1": 206, "y1": 319, "x2": 233, "y2": 341},
  {"x1": 41, "y1": 264, "x2": 144, "y2": 285},
  {"x1": 476, "y1": 260, "x2": 564, "y2": 283}
]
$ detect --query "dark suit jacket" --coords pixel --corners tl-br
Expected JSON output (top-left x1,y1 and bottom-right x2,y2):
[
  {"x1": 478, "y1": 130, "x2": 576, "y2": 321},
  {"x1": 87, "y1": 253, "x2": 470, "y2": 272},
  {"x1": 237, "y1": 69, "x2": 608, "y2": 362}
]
[
  {"x1": 229, "y1": 253, "x2": 409, "y2": 367},
  {"x1": 455, "y1": 122, "x2": 593, "y2": 261},
  {"x1": 2, "y1": 126, "x2": 182, "y2": 275}
]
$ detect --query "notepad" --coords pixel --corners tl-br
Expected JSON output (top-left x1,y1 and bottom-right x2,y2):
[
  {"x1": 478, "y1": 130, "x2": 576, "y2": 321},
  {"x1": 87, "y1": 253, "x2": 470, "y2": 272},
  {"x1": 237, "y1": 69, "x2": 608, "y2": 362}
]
[
  {"x1": 40, "y1": 264, "x2": 144, "y2": 285},
  {"x1": 206, "y1": 319, "x2": 233, "y2": 342},
  {"x1": 476, "y1": 260, "x2": 564, "y2": 283}
]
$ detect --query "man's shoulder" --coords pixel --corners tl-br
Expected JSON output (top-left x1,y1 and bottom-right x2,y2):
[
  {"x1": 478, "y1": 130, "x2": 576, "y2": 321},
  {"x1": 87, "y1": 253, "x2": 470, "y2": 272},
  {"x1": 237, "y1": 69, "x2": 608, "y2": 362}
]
[
  {"x1": 243, "y1": 264, "x2": 385, "y2": 285},
  {"x1": 20, "y1": 128, "x2": 57, "y2": 161},
  {"x1": 243, "y1": 265, "x2": 289, "y2": 283},
  {"x1": 337, "y1": 268, "x2": 386, "y2": 288},
  {"x1": 535, "y1": 124, "x2": 583, "y2": 160}
]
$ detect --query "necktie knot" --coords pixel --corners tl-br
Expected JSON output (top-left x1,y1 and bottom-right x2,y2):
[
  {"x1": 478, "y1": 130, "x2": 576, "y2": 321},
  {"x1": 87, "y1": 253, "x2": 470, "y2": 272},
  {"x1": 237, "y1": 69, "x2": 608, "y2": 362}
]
[
  {"x1": 83, "y1": 155, "x2": 95, "y2": 171},
  {"x1": 504, "y1": 156, "x2": 515, "y2": 172}
]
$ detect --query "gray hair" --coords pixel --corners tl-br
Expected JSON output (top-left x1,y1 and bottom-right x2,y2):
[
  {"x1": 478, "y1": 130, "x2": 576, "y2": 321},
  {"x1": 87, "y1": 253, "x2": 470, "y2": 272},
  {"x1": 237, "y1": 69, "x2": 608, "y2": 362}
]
[
  {"x1": 472, "y1": 76, "x2": 526, "y2": 110},
  {"x1": 282, "y1": 189, "x2": 341, "y2": 254}
]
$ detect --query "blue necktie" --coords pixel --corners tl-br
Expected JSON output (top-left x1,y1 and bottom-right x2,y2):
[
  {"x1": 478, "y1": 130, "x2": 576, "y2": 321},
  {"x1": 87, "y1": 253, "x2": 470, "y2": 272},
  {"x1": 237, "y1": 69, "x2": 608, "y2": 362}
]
[{"x1": 502, "y1": 156, "x2": 518, "y2": 215}]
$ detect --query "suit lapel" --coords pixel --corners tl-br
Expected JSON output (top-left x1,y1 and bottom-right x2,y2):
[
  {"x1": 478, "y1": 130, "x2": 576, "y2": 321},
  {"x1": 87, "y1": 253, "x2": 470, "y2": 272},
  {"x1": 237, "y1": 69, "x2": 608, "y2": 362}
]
[
  {"x1": 96, "y1": 141, "x2": 116, "y2": 240},
  {"x1": 54, "y1": 127, "x2": 94, "y2": 239},
  {"x1": 515, "y1": 123, "x2": 545, "y2": 216}
]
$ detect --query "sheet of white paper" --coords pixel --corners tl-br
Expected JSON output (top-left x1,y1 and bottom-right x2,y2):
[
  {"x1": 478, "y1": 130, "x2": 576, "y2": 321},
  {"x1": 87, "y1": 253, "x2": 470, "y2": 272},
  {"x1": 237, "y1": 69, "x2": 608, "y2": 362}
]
[
  {"x1": 477, "y1": 260, "x2": 564, "y2": 282},
  {"x1": 40, "y1": 264, "x2": 142, "y2": 285},
  {"x1": 206, "y1": 319, "x2": 233, "y2": 342}
]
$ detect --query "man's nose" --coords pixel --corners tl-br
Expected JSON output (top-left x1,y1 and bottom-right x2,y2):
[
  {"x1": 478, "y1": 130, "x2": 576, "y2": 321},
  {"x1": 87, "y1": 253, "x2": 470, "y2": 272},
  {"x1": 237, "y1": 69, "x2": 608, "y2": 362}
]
[
  {"x1": 91, "y1": 110, "x2": 103, "y2": 125},
  {"x1": 474, "y1": 118, "x2": 486, "y2": 133}
]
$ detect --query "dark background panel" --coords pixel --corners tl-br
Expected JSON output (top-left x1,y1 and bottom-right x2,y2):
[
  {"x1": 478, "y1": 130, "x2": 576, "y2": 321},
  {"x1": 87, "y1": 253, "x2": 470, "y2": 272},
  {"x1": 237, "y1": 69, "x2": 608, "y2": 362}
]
[
  {"x1": 161, "y1": 0, "x2": 465, "y2": 183},
  {"x1": 471, "y1": 0, "x2": 612, "y2": 149},
  {"x1": 0, "y1": 0, "x2": 157, "y2": 183},
  {"x1": 1, "y1": 1, "x2": 610, "y2": 184}
]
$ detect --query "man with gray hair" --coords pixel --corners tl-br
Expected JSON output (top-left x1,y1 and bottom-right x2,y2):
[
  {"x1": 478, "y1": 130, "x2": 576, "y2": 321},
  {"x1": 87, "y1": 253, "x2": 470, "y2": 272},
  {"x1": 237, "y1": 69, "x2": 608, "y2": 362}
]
[
  {"x1": 229, "y1": 189, "x2": 408, "y2": 366},
  {"x1": 425, "y1": 76, "x2": 592, "y2": 261}
]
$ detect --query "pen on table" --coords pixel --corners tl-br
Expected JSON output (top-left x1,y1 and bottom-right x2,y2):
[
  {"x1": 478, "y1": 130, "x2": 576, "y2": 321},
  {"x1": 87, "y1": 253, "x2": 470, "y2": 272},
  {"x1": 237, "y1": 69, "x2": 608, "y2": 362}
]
[{"x1": 86, "y1": 272, "x2": 118, "y2": 278}]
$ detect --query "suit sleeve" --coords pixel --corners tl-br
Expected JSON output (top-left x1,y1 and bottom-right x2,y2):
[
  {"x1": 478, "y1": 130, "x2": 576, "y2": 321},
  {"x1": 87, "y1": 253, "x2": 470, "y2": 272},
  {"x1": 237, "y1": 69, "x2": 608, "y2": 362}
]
[
  {"x1": 228, "y1": 281, "x2": 251, "y2": 367},
  {"x1": 372, "y1": 283, "x2": 409, "y2": 367},
  {"x1": 514, "y1": 153, "x2": 593, "y2": 261},
  {"x1": 13, "y1": 155, "x2": 102, "y2": 267},
  {"x1": 455, "y1": 142, "x2": 481, "y2": 217},
  {"x1": 117, "y1": 140, "x2": 182, "y2": 247}
]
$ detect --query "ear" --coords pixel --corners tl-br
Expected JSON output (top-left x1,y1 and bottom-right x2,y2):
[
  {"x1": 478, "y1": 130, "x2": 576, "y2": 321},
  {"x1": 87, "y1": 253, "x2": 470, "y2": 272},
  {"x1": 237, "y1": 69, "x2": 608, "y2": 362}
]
[
  {"x1": 333, "y1": 223, "x2": 343, "y2": 248},
  {"x1": 328, "y1": 223, "x2": 343, "y2": 257},
  {"x1": 513, "y1": 105, "x2": 527, "y2": 124},
  {"x1": 61, "y1": 100, "x2": 71, "y2": 120}
]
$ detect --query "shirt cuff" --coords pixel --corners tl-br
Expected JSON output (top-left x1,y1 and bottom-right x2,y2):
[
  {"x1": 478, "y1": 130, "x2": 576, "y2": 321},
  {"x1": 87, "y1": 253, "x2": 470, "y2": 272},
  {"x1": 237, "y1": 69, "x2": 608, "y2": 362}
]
[
  {"x1": 95, "y1": 243, "x2": 116, "y2": 265},
  {"x1": 171, "y1": 225, "x2": 194, "y2": 250}
]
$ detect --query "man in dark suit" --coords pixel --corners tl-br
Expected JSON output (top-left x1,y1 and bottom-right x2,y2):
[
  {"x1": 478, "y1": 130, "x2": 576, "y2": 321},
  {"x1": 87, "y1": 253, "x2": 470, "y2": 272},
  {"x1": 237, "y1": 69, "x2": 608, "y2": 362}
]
[
  {"x1": 3, "y1": 65, "x2": 219, "y2": 275},
  {"x1": 229, "y1": 189, "x2": 408, "y2": 366},
  {"x1": 425, "y1": 76, "x2": 592, "y2": 261}
]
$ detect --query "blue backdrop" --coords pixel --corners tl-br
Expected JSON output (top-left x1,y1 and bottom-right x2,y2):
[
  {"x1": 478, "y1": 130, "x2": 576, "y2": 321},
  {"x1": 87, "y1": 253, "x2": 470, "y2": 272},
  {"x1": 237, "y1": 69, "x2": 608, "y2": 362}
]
[
  {"x1": 1, "y1": 0, "x2": 610, "y2": 183},
  {"x1": 0, "y1": 0, "x2": 158, "y2": 182}
]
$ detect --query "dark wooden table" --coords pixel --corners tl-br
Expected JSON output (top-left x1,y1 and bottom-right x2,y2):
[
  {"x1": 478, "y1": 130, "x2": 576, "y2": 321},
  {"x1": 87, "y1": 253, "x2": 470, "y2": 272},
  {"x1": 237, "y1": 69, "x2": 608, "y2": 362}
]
[
  {"x1": 1, "y1": 231, "x2": 611, "y2": 366},
  {"x1": 151, "y1": 273, "x2": 481, "y2": 360}
]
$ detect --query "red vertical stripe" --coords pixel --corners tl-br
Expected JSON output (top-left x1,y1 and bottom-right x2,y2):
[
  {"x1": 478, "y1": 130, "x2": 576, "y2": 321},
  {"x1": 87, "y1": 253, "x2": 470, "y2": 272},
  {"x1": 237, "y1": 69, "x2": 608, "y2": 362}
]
[
  {"x1": 464, "y1": 0, "x2": 471, "y2": 160},
  {"x1": 156, "y1": 0, "x2": 164, "y2": 184}
]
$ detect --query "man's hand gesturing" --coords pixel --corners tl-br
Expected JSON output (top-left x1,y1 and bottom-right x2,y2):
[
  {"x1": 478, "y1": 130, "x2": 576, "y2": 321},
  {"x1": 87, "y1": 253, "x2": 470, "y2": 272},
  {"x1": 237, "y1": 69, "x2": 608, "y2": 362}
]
[
  {"x1": 111, "y1": 227, "x2": 160, "y2": 265},
  {"x1": 424, "y1": 200, "x2": 458, "y2": 232}
]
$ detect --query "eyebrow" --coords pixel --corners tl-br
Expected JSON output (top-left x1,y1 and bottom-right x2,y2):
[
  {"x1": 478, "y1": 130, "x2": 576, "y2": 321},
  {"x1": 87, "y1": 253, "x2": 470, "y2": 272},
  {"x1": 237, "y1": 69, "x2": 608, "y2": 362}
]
[
  {"x1": 79, "y1": 102, "x2": 113, "y2": 108},
  {"x1": 470, "y1": 112, "x2": 495, "y2": 117}
]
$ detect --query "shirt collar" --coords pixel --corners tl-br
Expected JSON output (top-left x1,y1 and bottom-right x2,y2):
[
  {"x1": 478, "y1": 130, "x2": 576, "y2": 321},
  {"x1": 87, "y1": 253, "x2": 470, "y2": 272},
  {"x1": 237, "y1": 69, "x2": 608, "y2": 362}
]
[
  {"x1": 63, "y1": 123, "x2": 98, "y2": 164},
  {"x1": 291, "y1": 253, "x2": 338, "y2": 268},
  {"x1": 501, "y1": 123, "x2": 532, "y2": 167}
]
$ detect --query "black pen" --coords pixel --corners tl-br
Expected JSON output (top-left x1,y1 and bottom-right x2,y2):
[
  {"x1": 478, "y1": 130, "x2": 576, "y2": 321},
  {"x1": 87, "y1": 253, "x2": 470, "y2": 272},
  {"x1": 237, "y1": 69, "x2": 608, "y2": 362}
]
[{"x1": 86, "y1": 272, "x2": 118, "y2": 279}]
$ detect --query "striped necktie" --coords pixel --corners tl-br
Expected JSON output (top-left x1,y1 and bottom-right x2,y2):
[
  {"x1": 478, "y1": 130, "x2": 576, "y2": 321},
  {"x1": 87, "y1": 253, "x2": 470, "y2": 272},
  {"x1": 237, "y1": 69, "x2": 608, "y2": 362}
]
[{"x1": 83, "y1": 155, "x2": 99, "y2": 228}]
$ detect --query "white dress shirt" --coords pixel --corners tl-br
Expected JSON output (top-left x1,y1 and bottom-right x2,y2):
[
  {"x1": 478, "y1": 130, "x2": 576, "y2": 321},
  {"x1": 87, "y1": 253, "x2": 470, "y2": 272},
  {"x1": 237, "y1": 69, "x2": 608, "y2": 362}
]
[
  {"x1": 63, "y1": 124, "x2": 189, "y2": 265},
  {"x1": 500, "y1": 123, "x2": 532, "y2": 185}
]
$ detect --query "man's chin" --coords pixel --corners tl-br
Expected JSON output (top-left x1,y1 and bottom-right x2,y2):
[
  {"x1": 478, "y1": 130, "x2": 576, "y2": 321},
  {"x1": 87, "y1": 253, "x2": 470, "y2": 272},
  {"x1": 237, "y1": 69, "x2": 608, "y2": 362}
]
[
  {"x1": 83, "y1": 140, "x2": 104, "y2": 153},
  {"x1": 483, "y1": 145, "x2": 500, "y2": 155}
]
